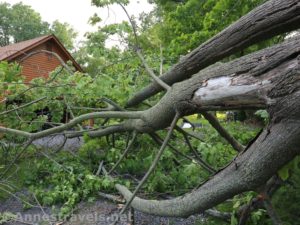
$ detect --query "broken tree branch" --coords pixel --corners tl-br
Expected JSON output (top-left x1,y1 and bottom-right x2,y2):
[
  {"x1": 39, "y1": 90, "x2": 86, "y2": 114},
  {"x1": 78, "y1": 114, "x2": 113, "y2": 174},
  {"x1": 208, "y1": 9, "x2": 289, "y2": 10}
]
[
  {"x1": 116, "y1": 93, "x2": 300, "y2": 217},
  {"x1": 127, "y1": 0, "x2": 300, "y2": 107}
]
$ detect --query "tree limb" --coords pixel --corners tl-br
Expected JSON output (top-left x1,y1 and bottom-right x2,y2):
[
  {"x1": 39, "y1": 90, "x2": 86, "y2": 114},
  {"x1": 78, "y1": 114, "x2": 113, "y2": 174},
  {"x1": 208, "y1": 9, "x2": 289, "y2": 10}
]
[
  {"x1": 114, "y1": 113, "x2": 180, "y2": 223},
  {"x1": 201, "y1": 112, "x2": 245, "y2": 152},
  {"x1": 0, "y1": 111, "x2": 142, "y2": 140},
  {"x1": 0, "y1": 97, "x2": 47, "y2": 116},
  {"x1": 108, "y1": 131, "x2": 138, "y2": 174},
  {"x1": 127, "y1": 0, "x2": 300, "y2": 107},
  {"x1": 116, "y1": 95, "x2": 300, "y2": 217}
]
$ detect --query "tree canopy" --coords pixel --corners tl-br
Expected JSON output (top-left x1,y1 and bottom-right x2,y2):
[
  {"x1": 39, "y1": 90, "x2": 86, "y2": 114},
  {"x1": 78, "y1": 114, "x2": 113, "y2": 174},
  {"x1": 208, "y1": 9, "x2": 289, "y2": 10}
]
[{"x1": 0, "y1": 2, "x2": 77, "y2": 50}]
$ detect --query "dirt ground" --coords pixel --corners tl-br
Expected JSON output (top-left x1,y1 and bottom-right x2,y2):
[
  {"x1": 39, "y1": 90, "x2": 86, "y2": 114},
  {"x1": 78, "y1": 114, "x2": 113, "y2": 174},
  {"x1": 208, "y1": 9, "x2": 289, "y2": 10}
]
[{"x1": 0, "y1": 191, "x2": 204, "y2": 225}]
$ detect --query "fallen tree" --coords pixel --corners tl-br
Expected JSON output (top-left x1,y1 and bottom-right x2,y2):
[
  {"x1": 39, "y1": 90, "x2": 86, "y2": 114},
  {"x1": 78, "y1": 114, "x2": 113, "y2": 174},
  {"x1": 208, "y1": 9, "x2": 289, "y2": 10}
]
[
  {"x1": 0, "y1": 0, "x2": 300, "y2": 222},
  {"x1": 127, "y1": 0, "x2": 300, "y2": 107}
]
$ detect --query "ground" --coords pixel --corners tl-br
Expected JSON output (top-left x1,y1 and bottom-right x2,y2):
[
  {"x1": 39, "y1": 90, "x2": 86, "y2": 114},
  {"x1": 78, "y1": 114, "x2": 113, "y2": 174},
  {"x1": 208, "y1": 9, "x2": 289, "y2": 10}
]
[{"x1": 0, "y1": 190, "x2": 204, "y2": 225}]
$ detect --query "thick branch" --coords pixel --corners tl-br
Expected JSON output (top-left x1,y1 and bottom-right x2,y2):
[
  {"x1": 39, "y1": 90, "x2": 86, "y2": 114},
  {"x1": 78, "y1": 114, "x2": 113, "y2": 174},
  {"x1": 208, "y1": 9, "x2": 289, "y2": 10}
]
[
  {"x1": 127, "y1": 0, "x2": 300, "y2": 106},
  {"x1": 0, "y1": 111, "x2": 142, "y2": 140},
  {"x1": 1, "y1": 37, "x2": 300, "y2": 141},
  {"x1": 126, "y1": 36, "x2": 300, "y2": 135},
  {"x1": 116, "y1": 93, "x2": 300, "y2": 216}
]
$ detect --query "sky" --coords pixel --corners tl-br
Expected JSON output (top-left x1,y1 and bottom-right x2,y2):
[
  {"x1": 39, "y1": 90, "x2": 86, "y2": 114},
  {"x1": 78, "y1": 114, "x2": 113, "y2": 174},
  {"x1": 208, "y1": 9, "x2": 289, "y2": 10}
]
[{"x1": 1, "y1": 0, "x2": 154, "y2": 44}]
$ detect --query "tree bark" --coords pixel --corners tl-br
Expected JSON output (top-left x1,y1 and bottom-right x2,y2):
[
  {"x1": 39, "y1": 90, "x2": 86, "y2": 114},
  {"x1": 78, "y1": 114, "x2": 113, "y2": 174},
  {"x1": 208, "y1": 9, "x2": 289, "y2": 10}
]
[
  {"x1": 124, "y1": 36, "x2": 300, "y2": 134},
  {"x1": 1, "y1": 36, "x2": 299, "y2": 141},
  {"x1": 115, "y1": 36, "x2": 300, "y2": 217},
  {"x1": 116, "y1": 92, "x2": 300, "y2": 217},
  {"x1": 127, "y1": 0, "x2": 300, "y2": 107}
]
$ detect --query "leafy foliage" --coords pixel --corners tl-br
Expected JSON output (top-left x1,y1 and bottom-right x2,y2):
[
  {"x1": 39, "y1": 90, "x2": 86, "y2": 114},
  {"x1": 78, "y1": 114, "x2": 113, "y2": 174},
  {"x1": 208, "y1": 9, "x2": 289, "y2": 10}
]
[
  {"x1": 0, "y1": 212, "x2": 17, "y2": 224},
  {"x1": 50, "y1": 20, "x2": 78, "y2": 50},
  {"x1": 27, "y1": 151, "x2": 115, "y2": 217},
  {"x1": 0, "y1": 2, "x2": 49, "y2": 46},
  {"x1": 0, "y1": 2, "x2": 77, "y2": 49},
  {"x1": 0, "y1": 0, "x2": 299, "y2": 224}
]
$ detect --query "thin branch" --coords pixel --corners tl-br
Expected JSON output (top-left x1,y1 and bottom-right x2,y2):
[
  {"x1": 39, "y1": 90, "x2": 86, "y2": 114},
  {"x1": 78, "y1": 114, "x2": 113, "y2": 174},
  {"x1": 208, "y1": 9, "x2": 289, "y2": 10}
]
[
  {"x1": 238, "y1": 198, "x2": 259, "y2": 225},
  {"x1": 178, "y1": 130, "x2": 216, "y2": 173},
  {"x1": 108, "y1": 131, "x2": 138, "y2": 174},
  {"x1": 0, "y1": 97, "x2": 46, "y2": 116},
  {"x1": 238, "y1": 175, "x2": 283, "y2": 225},
  {"x1": 97, "y1": 191, "x2": 125, "y2": 204},
  {"x1": 175, "y1": 126, "x2": 204, "y2": 142},
  {"x1": 136, "y1": 50, "x2": 171, "y2": 91},
  {"x1": 205, "y1": 209, "x2": 231, "y2": 222},
  {"x1": 70, "y1": 106, "x2": 111, "y2": 111},
  {"x1": 32, "y1": 193, "x2": 50, "y2": 224},
  {"x1": 118, "y1": 2, "x2": 171, "y2": 92},
  {"x1": 18, "y1": 50, "x2": 74, "y2": 75},
  {"x1": 0, "y1": 139, "x2": 33, "y2": 179},
  {"x1": 64, "y1": 97, "x2": 83, "y2": 130},
  {"x1": 113, "y1": 113, "x2": 180, "y2": 224},
  {"x1": 53, "y1": 135, "x2": 68, "y2": 153},
  {"x1": 150, "y1": 133, "x2": 216, "y2": 174},
  {"x1": 0, "y1": 186, "x2": 36, "y2": 208},
  {"x1": 118, "y1": 3, "x2": 139, "y2": 47},
  {"x1": 39, "y1": 150, "x2": 83, "y2": 183},
  {"x1": 101, "y1": 97, "x2": 125, "y2": 111},
  {"x1": 96, "y1": 161, "x2": 104, "y2": 176},
  {"x1": 160, "y1": 44, "x2": 164, "y2": 76},
  {"x1": 201, "y1": 112, "x2": 245, "y2": 152},
  {"x1": 0, "y1": 111, "x2": 142, "y2": 140},
  {"x1": 67, "y1": 125, "x2": 127, "y2": 138}
]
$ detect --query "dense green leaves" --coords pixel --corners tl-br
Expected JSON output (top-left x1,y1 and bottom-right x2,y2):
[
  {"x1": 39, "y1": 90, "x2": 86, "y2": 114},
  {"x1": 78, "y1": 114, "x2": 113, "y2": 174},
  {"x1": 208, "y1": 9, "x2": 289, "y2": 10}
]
[
  {"x1": 51, "y1": 20, "x2": 78, "y2": 50},
  {"x1": 28, "y1": 151, "x2": 115, "y2": 217},
  {"x1": 0, "y1": 0, "x2": 299, "y2": 224},
  {"x1": 0, "y1": 2, "x2": 49, "y2": 46}
]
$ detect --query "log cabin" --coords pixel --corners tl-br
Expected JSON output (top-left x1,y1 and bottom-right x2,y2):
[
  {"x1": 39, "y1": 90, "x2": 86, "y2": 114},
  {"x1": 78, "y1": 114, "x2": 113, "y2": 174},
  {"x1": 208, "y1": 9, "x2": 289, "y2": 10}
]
[
  {"x1": 0, "y1": 34, "x2": 82, "y2": 81},
  {"x1": 0, "y1": 35, "x2": 87, "y2": 127}
]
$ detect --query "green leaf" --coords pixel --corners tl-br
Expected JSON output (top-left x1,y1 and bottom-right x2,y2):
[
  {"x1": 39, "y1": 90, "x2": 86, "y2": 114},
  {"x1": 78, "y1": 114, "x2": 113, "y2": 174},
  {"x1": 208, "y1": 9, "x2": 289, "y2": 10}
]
[{"x1": 278, "y1": 165, "x2": 290, "y2": 181}]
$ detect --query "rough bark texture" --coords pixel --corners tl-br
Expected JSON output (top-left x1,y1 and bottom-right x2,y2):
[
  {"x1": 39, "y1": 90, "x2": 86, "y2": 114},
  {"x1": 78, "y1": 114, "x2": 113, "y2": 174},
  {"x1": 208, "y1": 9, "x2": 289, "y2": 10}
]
[
  {"x1": 127, "y1": 0, "x2": 300, "y2": 107},
  {"x1": 117, "y1": 82, "x2": 300, "y2": 217},
  {"x1": 115, "y1": 35, "x2": 300, "y2": 217},
  {"x1": 1, "y1": 0, "x2": 299, "y2": 219},
  {"x1": 117, "y1": 113, "x2": 300, "y2": 217},
  {"x1": 120, "y1": 36, "x2": 300, "y2": 134},
  {"x1": 2, "y1": 36, "x2": 299, "y2": 141}
]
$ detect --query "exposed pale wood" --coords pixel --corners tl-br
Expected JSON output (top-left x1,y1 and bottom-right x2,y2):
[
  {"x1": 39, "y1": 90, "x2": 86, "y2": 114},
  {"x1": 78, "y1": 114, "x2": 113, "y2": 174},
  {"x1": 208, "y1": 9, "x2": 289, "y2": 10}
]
[{"x1": 127, "y1": 0, "x2": 300, "y2": 107}]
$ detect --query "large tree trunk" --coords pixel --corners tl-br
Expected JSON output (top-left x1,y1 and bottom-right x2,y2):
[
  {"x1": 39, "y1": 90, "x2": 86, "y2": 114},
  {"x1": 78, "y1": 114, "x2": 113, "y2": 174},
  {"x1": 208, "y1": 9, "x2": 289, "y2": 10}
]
[
  {"x1": 126, "y1": 0, "x2": 300, "y2": 107},
  {"x1": 1, "y1": 1, "x2": 299, "y2": 218},
  {"x1": 116, "y1": 98, "x2": 300, "y2": 217},
  {"x1": 115, "y1": 35, "x2": 300, "y2": 216},
  {"x1": 120, "y1": 36, "x2": 300, "y2": 133}
]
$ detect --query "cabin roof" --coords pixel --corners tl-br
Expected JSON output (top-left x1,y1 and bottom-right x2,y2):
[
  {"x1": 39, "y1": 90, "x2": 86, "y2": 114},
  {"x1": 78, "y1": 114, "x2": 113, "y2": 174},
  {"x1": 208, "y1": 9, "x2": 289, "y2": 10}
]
[{"x1": 0, "y1": 34, "x2": 82, "y2": 72}]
